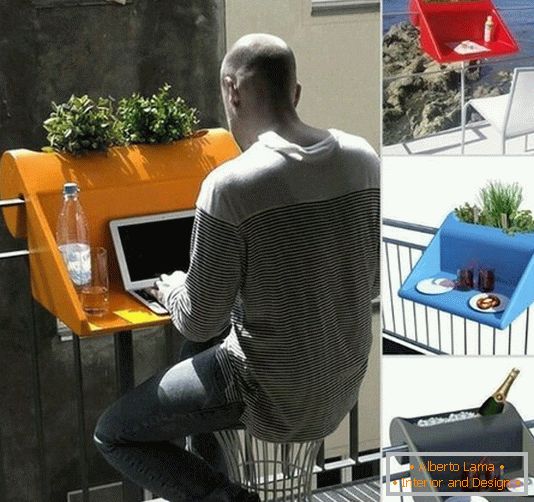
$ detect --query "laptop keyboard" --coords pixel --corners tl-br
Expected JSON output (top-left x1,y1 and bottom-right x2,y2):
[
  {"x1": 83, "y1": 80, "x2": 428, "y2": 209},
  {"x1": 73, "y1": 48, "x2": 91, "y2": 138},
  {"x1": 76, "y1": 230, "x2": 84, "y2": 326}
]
[{"x1": 135, "y1": 288, "x2": 160, "y2": 302}]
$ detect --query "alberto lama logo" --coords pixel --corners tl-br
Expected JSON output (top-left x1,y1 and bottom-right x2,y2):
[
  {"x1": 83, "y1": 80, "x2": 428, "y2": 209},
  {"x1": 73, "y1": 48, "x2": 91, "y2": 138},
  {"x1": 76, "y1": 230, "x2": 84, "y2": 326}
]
[{"x1": 396, "y1": 459, "x2": 521, "y2": 491}]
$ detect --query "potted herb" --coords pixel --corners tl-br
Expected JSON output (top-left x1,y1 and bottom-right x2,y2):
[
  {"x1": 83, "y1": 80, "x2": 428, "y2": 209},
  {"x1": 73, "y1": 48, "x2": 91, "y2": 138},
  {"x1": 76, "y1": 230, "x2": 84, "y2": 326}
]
[
  {"x1": 398, "y1": 181, "x2": 534, "y2": 329},
  {"x1": 42, "y1": 85, "x2": 199, "y2": 156},
  {"x1": 117, "y1": 84, "x2": 199, "y2": 145},
  {"x1": 454, "y1": 181, "x2": 534, "y2": 234},
  {"x1": 43, "y1": 95, "x2": 122, "y2": 156}
]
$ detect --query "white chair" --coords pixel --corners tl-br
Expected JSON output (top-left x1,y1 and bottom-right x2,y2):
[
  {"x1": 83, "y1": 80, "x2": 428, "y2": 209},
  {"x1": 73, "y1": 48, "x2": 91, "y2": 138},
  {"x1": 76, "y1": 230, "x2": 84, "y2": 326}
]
[
  {"x1": 215, "y1": 429, "x2": 322, "y2": 501},
  {"x1": 462, "y1": 67, "x2": 534, "y2": 154}
]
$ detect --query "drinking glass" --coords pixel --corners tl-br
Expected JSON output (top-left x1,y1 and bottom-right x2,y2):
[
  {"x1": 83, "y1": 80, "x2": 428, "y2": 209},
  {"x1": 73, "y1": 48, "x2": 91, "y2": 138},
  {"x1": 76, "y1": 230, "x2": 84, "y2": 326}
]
[
  {"x1": 456, "y1": 267, "x2": 474, "y2": 291},
  {"x1": 478, "y1": 268, "x2": 495, "y2": 292},
  {"x1": 80, "y1": 247, "x2": 109, "y2": 316}
]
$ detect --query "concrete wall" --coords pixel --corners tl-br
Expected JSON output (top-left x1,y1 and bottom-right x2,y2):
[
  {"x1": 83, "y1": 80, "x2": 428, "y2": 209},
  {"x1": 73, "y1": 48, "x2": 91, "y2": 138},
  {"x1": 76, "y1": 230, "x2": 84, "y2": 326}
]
[
  {"x1": 0, "y1": 1, "x2": 225, "y2": 500},
  {"x1": 225, "y1": 0, "x2": 381, "y2": 152},
  {"x1": 225, "y1": 0, "x2": 381, "y2": 455}
]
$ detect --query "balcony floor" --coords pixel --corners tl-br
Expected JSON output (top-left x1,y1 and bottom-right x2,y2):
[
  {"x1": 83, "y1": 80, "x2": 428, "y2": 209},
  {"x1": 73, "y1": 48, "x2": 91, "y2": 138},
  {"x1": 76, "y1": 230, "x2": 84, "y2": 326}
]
[
  {"x1": 383, "y1": 122, "x2": 534, "y2": 156},
  {"x1": 149, "y1": 478, "x2": 380, "y2": 502},
  {"x1": 314, "y1": 478, "x2": 380, "y2": 501}
]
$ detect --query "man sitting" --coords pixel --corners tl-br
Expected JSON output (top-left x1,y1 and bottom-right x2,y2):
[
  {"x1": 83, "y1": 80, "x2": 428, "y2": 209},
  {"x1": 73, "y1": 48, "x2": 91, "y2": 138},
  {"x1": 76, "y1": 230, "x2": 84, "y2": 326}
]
[{"x1": 94, "y1": 33, "x2": 379, "y2": 501}]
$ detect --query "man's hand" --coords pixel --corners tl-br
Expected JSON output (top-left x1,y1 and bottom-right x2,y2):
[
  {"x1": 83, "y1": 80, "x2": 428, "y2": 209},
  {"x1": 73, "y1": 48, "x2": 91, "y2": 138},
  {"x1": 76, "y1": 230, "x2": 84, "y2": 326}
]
[{"x1": 151, "y1": 271, "x2": 187, "y2": 309}]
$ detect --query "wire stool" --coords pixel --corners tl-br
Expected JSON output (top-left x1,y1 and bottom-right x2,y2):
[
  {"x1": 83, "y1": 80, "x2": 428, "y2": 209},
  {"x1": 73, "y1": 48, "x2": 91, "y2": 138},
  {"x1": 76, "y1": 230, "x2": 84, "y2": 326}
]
[{"x1": 215, "y1": 429, "x2": 322, "y2": 501}]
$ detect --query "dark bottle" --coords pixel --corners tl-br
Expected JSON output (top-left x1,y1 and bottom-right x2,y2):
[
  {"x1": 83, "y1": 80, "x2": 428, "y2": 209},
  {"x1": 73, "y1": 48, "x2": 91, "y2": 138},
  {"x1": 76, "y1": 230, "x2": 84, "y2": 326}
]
[{"x1": 478, "y1": 368, "x2": 520, "y2": 416}]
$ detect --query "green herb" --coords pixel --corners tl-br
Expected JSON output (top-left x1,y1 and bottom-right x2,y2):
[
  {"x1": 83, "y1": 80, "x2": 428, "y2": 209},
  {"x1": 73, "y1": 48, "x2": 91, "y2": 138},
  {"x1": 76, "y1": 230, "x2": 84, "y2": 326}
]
[
  {"x1": 508, "y1": 209, "x2": 534, "y2": 234},
  {"x1": 117, "y1": 84, "x2": 199, "y2": 145},
  {"x1": 477, "y1": 181, "x2": 523, "y2": 230},
  {"x1": 43, "y1": 95, "x2": 122, "y2": 156},
  {"x1": 454, "y1": 202, "x2": 480, "y2": 224},
  {"x1": 455, "y1": 181, "x2": 534, "y2": 235}
]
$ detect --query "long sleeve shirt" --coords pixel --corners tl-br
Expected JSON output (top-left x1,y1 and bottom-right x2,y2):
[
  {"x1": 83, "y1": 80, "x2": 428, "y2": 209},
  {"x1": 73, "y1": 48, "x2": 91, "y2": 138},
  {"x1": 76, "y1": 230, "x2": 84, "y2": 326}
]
[{"x1": 164, "y1": 129, "x2": 380, "y2": 442}]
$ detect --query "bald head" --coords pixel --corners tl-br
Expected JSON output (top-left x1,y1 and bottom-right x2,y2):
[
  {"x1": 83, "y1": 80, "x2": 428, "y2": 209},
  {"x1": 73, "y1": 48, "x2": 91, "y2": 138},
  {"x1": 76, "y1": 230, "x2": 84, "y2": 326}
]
[{"x1": 222, "y1": 34, "x2": 298, "y2": 108}]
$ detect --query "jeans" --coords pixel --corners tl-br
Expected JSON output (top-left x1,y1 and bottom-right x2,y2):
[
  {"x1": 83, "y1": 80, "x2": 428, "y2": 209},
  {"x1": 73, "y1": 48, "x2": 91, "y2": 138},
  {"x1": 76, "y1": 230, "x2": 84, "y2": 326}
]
[{"x1": 93, "y1": 340, "x2": 249, "y2": 502}]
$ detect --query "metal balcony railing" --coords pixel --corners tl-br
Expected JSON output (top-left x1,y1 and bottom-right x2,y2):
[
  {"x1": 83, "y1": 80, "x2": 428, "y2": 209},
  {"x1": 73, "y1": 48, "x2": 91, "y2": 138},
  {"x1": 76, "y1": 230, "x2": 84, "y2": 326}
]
[{"x1": 383, "y1": 219, "x2": 534, "y2": 356}]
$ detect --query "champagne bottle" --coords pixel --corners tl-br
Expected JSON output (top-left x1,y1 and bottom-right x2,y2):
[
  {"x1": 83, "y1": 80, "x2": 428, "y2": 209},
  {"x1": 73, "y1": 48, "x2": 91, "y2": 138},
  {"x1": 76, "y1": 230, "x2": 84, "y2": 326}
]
[{"x1": 478, "y1": 368, "x2": 520, "y2": 416}]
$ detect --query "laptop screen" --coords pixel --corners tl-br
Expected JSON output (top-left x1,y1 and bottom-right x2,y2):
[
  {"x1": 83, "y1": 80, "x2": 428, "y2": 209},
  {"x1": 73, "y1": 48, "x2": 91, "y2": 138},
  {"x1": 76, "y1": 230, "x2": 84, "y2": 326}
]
[{"x1": 116, "y1": 215, "x2": 195, "y2": 283}]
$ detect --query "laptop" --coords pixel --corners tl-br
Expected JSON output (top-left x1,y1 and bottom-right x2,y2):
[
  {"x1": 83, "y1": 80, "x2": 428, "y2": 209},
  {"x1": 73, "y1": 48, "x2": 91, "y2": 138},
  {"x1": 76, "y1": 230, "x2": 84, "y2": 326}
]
[{"x1": 110, "y1": 210, "x2": 195, "y2": 315}]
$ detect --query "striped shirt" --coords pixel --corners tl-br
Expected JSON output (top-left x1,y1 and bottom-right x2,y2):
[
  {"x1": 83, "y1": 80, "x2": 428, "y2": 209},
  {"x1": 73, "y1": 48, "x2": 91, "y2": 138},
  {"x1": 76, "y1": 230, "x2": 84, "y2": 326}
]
[{"x1": 166, "y1": 129, "x2": 380, "y2": 442}]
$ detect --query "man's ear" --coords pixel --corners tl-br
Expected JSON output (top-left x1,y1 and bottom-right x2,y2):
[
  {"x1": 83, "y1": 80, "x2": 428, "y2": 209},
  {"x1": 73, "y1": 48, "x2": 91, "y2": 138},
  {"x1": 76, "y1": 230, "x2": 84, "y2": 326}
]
[
  {"x1": 223, "y1": 76, "x2": 240, "y2": 108},
  {"x1": 294, "y1": 82, "x2": 302, "y2": 108}
]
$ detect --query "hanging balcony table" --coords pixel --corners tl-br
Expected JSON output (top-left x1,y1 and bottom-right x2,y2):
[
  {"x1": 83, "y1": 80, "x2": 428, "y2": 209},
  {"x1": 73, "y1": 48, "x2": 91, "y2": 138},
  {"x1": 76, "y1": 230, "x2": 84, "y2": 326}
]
[
  {"x1": 398, "y1": 213, "x2": 534, "y2": 330},
  {"x1": 409, "y1": 0, "x2": 519, "y2": 153}
]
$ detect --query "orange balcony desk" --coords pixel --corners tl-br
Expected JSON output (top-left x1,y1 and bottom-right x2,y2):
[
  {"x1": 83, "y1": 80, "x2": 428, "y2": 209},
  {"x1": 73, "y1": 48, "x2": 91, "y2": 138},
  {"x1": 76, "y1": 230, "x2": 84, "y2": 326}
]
[{"x1": 0, "y1": 128, "x2": 241, "y2": 338}]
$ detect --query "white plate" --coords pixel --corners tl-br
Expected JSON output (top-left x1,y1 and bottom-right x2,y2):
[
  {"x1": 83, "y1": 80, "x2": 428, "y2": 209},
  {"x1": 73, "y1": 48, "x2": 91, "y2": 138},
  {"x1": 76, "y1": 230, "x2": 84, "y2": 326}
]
[
  {"x1": 416, "y1": 277, "x2": 455, "y2": 295},
  {"x1": 507, "y1": 477, "x2": 534, "y2": 494},
  {"x1": 469, "y1": 293, "x2": 509, "y2": 313}
]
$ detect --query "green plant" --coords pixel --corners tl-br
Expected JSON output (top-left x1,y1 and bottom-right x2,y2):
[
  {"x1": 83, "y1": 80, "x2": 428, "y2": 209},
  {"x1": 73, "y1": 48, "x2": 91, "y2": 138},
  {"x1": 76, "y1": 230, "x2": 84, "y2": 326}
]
[
  {"x1": 455, "y1": 181, "x2": 534, "y2": 234},
  {"x1": 43, "y1": 95, "x2": 122, "y2": 155},
  {"x1": 477, "y1": 181, "x2": 523, "y2": 229},
  {"x1": 508, "y1": 209, "x2": 534, "y2": 234},
  {"x1": 117, "y1": 84, "x2": 199, "y2": 145},
  {"x1": 454, "y1": 202, "x2": 479, "y2": 224}
]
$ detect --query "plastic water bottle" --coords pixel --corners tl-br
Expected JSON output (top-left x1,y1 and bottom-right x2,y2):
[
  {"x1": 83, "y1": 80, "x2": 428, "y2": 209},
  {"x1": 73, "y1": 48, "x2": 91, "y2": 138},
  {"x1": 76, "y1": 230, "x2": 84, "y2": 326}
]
[{"x1": 56, "y1": 182, "x2": 91, "y2": 289}]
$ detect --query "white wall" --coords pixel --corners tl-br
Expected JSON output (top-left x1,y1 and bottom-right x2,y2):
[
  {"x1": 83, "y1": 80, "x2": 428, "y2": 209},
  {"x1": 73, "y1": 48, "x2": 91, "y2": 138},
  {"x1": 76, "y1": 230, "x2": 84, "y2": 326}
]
[
  {"x1": 383, "y1": 156, "x2": 534, "y2": 227},
  {"x1": 225, "y1": 0, "x2": 381, "y2": 152}
]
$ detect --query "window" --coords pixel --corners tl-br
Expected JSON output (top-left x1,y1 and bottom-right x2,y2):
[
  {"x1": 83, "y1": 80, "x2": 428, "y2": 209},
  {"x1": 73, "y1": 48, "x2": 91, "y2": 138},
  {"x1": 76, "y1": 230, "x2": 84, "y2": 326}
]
[
  {"x1": 311, "y1": 0, "x2": 380, "y2": 15},
  {"x1": 31, "y1": 0, "x2": 129, "y2": 7}
]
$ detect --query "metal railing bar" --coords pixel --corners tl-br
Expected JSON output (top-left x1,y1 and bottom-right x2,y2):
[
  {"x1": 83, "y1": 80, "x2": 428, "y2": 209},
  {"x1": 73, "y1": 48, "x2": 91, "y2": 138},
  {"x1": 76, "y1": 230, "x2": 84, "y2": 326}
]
[
  {"x1": 464, "y1": 319, "x2": 468, "y2": 355},
  {"x1": 383, "y1": 219, "x2": 438, "y2": 235},
  {"x1": 450, "y1": 314, "x2": 454, "y2": 354},
  {"x1": 383, "y1": 329, "x2": 444, "y2": 355},
  {"x1": 525, "y1": 308, "x2": 530, "y2": 355},
  {"x1": 316, "y1": 451, "x2": 379, "y2": 472},
  {"x1": 508, "y1": 324, "x2": 513, "y2": 356},
  {"x1": 321, "y1": 458, "x2": 356, "y2": 471},
  {"x1": 0, "y1": 197, "x2": 25, "y2": 208},
  {"x1": 397, "y1": 244, "x2": 408, "y2": 337},
  {"x1": 437, "y1": 311, "x2": 442, "y2": 353},
  {"x1": 316, "y1": 441, "x2": 325, "y2": 470},
  {"x1": 0, "y1": 430, "x2": 4, "y2": 502},
  {"x1": 113, "y1": 332, "x2": 144, "y2": 502},
  {"x1": 425, "y1": 307, "x2": 430, "y2": 347},
  {"x1": 382, "y1": 237, "x2": 427, "y2": 252},
  {"x1": 28, "y1": 295, "x2": 49, "y2": 502},
  {"x1": 409, "y1": 249, "x2": 419, "y2": 344},
  {"x1": 385, "y1": 243, "x2": 397, "y2": 334},
  {"x1": 350, "y1": 402, "x2": 359, "y2": 480},
  {"x1": 72, "y1": 335, "x2": 89, "y2": 502},
  {"x1": 0, "y1": 250, "x2": 30, "y2": 260}
]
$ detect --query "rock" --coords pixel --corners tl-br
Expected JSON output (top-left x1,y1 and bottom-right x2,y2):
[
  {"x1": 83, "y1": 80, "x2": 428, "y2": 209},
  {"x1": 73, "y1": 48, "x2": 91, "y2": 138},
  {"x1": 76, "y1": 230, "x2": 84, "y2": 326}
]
[{"x1": 383, "y1": 22, "x2": 513, "y2": 145}]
